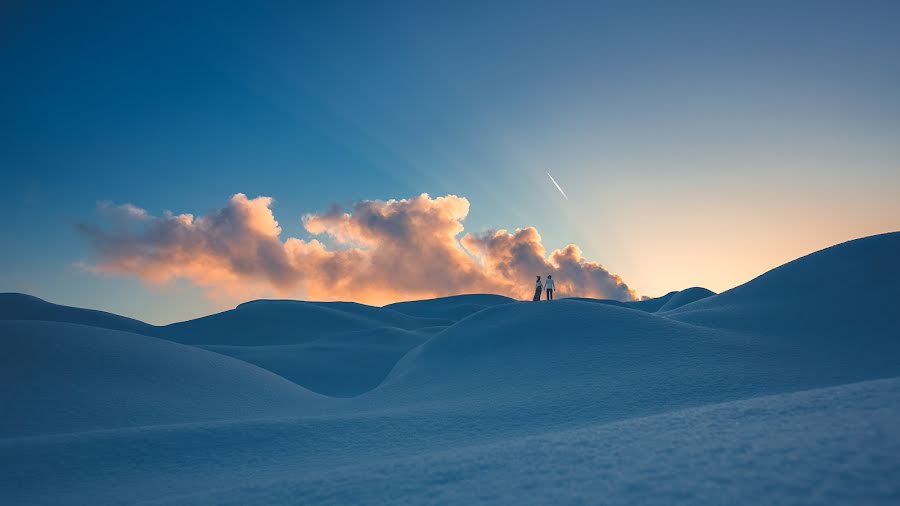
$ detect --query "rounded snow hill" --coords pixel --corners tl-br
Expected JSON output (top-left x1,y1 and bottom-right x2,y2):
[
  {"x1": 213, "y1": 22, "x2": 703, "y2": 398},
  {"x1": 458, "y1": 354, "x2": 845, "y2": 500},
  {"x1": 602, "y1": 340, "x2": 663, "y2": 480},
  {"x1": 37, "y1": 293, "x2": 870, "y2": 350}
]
[
  {"x1": 624, "y1": 291, "x2": 677, "y2": 312},
  {"x1": 668, "y1": 231, "x2": 900, "y2": 340},
  {"x1": 657, "y1": 287, "x2": 716, "y2": 312},
  {"x1": 369, "y1": 275, "x2": 900, "y2": 428},
  {"x1": 562, "y1": 288, "x2": 714, "y2": 313},
  {"x1": 157, "y1": 299, "x2": 452, "y2": 345},
  {"x1": 368, "y1": 300, "x2": 754, "y2": 425},
  {"x1": 385, "y1": 294, "x2": 516, "y2": 321},
  {"x1": 202, "y1": 327, "x2": 429, "y2": 397},
  {"x1": 0, "y1": 293, "x2": 155, "y2": 334},
  {"x1": 0, "y1": 320, "x2": 328, "y2": 438},
  {"x1": 562, "y1": 297, "x2": 632, "y2": 309}
]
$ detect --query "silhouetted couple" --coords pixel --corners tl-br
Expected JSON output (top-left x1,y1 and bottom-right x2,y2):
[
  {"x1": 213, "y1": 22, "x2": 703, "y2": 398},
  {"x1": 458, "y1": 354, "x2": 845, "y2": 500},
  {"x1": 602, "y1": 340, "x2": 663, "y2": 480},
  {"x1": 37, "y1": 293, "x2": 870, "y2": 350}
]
[{"x1": 533, "y1": 275, "x2": 555, "y2": 301}]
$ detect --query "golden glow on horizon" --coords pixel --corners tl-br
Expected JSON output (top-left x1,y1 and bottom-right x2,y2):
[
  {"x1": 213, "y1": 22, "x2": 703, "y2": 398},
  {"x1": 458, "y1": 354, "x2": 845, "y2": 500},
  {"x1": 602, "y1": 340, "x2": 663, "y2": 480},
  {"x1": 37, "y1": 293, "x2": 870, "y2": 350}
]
[{"x1": 576, "y1": 177, "x2": 900, "y2": 297}]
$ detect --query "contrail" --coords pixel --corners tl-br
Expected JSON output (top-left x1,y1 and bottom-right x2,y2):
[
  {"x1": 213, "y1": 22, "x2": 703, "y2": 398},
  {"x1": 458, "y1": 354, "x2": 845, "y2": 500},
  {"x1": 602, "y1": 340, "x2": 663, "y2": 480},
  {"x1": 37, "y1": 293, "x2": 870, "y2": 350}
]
[{"x1": 547, "y1": 172, "x2": 569, "y2": 200}]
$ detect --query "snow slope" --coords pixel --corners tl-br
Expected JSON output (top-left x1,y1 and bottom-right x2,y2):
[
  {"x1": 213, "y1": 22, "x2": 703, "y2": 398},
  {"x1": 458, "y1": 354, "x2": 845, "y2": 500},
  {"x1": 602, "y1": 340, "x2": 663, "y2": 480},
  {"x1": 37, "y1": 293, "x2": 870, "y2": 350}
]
[
  {"x1": 0, "y1": 320, "x2": 326, "y2": 438},
  {"x1": 1, "y1": 231, "x2": 899, "y2": 504},
  {"x1": 0, "y1": 296, "x2": 448, "y2": 396},
  {"x1": 623, "y1": 290, "x2": 678, "y2": 311},
  {"x1": 201, "y1": 327, "x2": 428, "y2": 397},
  {"x1": 369, "y1": 233, "x2": 900, "y2": 423},
  {"x1": 155, "y1": 299, "x2": 451, "y2": 345},
  {"x1": 385, "y1": 294, "x2": 516, "y2": 320},
  {"x1": 0, "y1": 292, "x2": 155, "y2": 334},
  {"x1": 657, "y1": 286, "x2": 716, "y2": 312},
  {"x1": 287, "y1": 378, "x2": 900, "y2": 506},
  {"x1": 668, "y1": 232, "x2": 900, "y2": 338},
  {"x1": 366, "y1": 299, "x2": 899, "y2": 431},
  {"x1": 565, "y1": 287, "x2": 715, "y2": 313},
  {"x1": 3, "y1": 378, "x2": 897, "y2": 505}
]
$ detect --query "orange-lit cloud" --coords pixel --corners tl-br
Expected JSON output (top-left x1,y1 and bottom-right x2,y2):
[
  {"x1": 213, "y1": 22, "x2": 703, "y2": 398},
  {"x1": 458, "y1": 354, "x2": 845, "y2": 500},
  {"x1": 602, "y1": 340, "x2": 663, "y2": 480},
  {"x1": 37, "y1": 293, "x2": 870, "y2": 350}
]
[{"x1": 78, "y1": 193, "x2": 636, "y2": 305}]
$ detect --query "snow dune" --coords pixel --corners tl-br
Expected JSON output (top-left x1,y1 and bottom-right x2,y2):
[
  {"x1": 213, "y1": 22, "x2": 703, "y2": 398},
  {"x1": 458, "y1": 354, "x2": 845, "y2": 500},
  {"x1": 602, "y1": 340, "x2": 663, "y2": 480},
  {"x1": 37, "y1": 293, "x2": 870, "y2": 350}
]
[
  {"x1": 1, "y1": 231, "x2": 899, "y2": 504},
  {"x1": 368, "y1": 295, "x2": 899, "y2": 429},
  {"x1": 565, "y1": 286, "x2": 715, "y2": 312},
  {"x1": 0, "y1": 292, "x2": 155, "y2": 334},
  {"x1": 668, "y1": 231, "x2": 900, "y2": 339},
  {"x1": 157, "y1": 299, "x2": 451, "y2": 345},
  {"x1": 385, "y1": 293, "x2": 516, "y2": 320},
  {"x1": 0, "y1": 320, "x2": 326, "y2": 438},
  {"x1": 0, "y1": 296, "x2": 457, "y2": 397},
  {"x1": 201, "y1": 327, "x2": 428, "y2": 397},
  {"x1": 656, "y1": 286, "x2": 716, "y2": 312}
]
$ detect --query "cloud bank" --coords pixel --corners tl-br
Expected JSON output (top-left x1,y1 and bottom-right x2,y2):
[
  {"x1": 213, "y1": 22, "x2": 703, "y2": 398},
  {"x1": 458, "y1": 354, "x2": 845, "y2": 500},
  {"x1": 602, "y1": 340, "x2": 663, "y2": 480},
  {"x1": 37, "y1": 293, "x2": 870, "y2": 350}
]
[{"x1": 78, "y1": 193, "x2": 636, "y2": 305}]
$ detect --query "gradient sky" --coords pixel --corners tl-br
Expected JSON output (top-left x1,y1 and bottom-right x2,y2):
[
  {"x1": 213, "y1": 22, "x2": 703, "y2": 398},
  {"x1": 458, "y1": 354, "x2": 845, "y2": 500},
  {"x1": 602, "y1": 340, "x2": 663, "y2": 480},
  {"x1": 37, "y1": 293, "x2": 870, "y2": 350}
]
[{"x1": 2, "y1": 1, "x2": 899, "y2": 324}]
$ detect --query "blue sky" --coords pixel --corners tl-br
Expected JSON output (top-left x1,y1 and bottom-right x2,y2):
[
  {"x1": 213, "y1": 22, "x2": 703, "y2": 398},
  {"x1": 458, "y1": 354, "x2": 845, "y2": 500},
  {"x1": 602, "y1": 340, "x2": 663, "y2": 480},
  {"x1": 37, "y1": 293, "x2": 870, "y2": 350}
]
[{"x1": 2, "y1": 1, "x2": 899, "y2": 323}]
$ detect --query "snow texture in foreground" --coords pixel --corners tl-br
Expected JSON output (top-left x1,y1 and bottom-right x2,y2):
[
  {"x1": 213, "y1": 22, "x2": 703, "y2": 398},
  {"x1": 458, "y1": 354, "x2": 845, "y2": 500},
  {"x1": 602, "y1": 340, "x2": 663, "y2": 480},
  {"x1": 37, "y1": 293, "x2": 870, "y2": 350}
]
[
  {"x1": 147, "y1": 379, "x2": 900, "y2": 505},
  {"x1": 3, "y1": 379, "x2": 898, "y2": 505},
  {"x1": 1, "y1": 231, "x2": 899, "y2": 504}
]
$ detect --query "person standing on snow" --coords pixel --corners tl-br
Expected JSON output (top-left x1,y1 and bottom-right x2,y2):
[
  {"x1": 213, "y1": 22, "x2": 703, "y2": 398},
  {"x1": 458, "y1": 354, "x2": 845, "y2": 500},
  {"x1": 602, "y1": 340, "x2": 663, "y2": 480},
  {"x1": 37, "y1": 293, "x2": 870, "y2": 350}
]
[
  {"x1": 533, "y1": 276, "x2": 543, "y2": 301},
  {"x1": 545, "y1": 274, "x2": 555, "y2": 300}
]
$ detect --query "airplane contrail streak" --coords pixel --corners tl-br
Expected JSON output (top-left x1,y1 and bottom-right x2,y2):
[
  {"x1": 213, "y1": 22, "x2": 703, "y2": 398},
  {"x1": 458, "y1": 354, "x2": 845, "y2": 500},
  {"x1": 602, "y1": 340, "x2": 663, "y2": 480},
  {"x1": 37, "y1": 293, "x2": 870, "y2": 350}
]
[{"x1": 547, "y1": 172, "x2": 569, "y2": 200}]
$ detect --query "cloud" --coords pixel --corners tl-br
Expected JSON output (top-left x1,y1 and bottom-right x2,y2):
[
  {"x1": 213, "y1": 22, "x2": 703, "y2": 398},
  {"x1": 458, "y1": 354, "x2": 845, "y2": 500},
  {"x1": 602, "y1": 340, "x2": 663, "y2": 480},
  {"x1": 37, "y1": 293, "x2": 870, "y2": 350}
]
[
  {"x1": 78, "y1": 193, "x2": 636, "y2": 305},
  {"x1": 462, "y1": 228, "x2": 634, "y2": 301}
]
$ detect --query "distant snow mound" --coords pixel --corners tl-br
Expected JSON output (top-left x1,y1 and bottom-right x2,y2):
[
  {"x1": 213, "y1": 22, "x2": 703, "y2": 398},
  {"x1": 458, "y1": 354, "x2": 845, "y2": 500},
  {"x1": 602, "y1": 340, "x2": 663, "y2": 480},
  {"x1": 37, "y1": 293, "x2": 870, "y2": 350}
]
[
  {"x1": 657, "y1": 287, "x2": 716, "y2": 312},
  {"x1": 564, "y1": 288, "x2": 714, "y2": 313},
  {"x1": 0, "y1": 292, "x2": 154, "y2": 334},
  {"x1": 385, "y1": 294, "x2": 516, "y2": 321},
  {"x1": 668, "y1": 231, "x2": 900, "y2": 340},
  {"x1": 157, "y1": 299, "x2": 452, "y2": 345},
  {"x1": 624, "y1": 291, "x2": 678, "y2": 312},
  {"x1": 0, "y1": 321, "x2": 325, "y2": 437},
  {"x1": 562, "y1": 297, "x2": 631, "y2": 308}
]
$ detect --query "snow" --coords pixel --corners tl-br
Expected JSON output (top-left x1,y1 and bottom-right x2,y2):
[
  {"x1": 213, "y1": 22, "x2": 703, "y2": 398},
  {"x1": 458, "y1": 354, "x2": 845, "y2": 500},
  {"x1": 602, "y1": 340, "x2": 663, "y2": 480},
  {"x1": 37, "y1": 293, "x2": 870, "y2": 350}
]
[
  {"x1": 2, "y1": 231, "x2": 899, "y2": 504},
  {"x1": 201, "y1": 327, "x2": 428, "y2": 397},
  {"x1": 656, "y1": 286, "x2": 716, "y2": 312},
  {"x1": 149, "y1": 379, "x2": 900, "y2": 505},
  {"x1": 4, "y1": 379, "x2": 898, "y2": 505},
  {"x1": 0, "y1": 320, "x2": 326, "y2": 438},
  {"x1": 0, "y1": 292, "x2": 155, "y2": 334},
  {"x1": 564, "y1": 286, "x2": 715, "y2": 313},
  {"x1": 157, "y1": 299, "x2": 452, "y2": 345},
  {"x1": 385, "y1": 294, "x2": 516, "y2": 320}
]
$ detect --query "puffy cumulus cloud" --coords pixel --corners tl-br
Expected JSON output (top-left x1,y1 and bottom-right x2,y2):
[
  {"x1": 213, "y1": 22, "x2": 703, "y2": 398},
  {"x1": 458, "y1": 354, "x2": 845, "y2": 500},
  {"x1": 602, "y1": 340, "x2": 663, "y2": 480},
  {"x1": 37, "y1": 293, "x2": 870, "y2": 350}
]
[
  {"x1": 78, "y1": 193, "x2": 297, "y2": 302},
  {"x1": 78, "y1": 193, "x2": 636, "y2": 305},
  {"x1": 462, "y1": 228, "x2": 635, "y2": 301}
]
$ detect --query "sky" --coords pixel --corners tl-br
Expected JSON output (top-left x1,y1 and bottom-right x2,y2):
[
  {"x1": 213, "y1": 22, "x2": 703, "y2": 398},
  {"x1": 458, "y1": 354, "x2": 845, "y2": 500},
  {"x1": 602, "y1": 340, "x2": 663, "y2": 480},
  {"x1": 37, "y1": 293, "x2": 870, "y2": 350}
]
[{"x1": 2, "y1": 1, "x2": 899, "y2": 324}]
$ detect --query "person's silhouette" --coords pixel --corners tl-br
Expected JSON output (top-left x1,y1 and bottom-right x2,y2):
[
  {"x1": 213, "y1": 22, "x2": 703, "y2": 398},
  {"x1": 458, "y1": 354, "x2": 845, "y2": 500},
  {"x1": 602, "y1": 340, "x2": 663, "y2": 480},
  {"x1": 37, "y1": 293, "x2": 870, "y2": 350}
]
[
  {"x1": 545, "y1": 274, "x2": 555, "y2": 300},
  {"x1": 533, "y1": 276, "x2": 543, "y2": 301}
]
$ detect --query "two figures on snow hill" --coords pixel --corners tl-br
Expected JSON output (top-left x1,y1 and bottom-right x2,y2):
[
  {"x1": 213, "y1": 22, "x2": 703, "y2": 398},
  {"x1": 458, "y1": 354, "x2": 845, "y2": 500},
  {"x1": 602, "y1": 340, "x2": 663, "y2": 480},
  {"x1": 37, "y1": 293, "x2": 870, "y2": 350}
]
[{"x1": 533, "y1": 275, "x2": 555, "y2": 301}]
